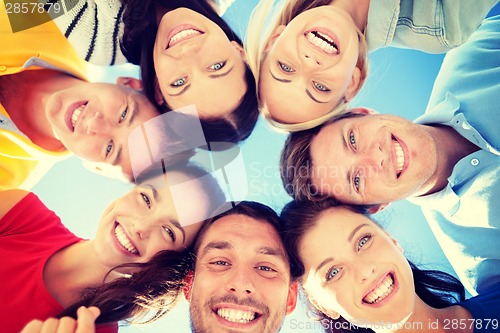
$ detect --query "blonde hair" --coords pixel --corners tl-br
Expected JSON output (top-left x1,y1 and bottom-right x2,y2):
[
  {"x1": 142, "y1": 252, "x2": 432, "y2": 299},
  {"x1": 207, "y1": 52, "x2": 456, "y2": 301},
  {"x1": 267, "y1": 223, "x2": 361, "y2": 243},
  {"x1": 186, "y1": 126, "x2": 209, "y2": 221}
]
[{"x1": 246, "y1": 0, "x2": 369, "y2": 132}]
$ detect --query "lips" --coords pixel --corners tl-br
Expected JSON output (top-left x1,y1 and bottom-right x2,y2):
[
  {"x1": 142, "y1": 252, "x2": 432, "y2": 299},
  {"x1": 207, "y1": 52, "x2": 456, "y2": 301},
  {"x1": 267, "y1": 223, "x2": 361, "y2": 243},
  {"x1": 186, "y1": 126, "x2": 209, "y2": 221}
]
[
  {"x1": 65, "y1": 101, "x2": 87, "y2": 132},
  {"x1": 304, "y1": 28, "x2": 340, "y2": 54},
  {"x1": 216, "y1": 308, "x2": 257, "y2": 323},
  {"x1": 213, "y1": 304, "x2": 262, "y2": 328},
  {"x1": 113, "y1": 222, "x2": 139, "y2": 256},
  {"x1": 391, "y1": 136, "x2": 407, "y2": 178},
  {"x1": 166, "y1": 24, "x2": 204, "y2": 49},
  {"x1": 363, "y1": 273, "x2": 395, "y2": 305}
]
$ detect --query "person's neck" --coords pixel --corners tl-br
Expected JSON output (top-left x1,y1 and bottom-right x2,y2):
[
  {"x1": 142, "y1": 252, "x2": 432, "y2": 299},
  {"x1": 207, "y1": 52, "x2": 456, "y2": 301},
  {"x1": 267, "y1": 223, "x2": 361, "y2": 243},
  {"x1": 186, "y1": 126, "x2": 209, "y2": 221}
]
[
  {"x1": 415, "y1": 125, "x2": 480, "y2": 197},
  {"x1": 374, "y1": 296, "x2": 473, "y2": 333},
  {"x1": 330, "y1": 0, "x2": 370, "y2": 33},
  {"x1": 0, "y1": 69, "x2": 82, "y2": 151},
  {"x1": 43, "y1": 240, "x2": 124, "y2": 308}
]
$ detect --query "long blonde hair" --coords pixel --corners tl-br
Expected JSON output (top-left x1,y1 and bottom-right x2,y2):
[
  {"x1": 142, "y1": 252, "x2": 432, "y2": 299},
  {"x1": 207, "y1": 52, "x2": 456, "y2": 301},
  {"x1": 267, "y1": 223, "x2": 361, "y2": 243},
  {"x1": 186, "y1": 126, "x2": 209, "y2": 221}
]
[{"x1": 245, "y1": 0, "x2": 369, "y2": 132}]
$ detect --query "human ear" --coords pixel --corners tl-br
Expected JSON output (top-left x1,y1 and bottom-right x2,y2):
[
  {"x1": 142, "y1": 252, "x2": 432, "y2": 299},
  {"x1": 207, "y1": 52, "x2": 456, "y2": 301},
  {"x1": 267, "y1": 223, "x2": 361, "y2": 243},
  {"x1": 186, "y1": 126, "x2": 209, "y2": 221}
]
[
  {"x1": 116, "y1": 77, "x2": 143, "y2": 91},
  {"x1": 154, "y1": 78, "x2": 165, "y2": 105},
  {"x1": 183, "y1": 270, "x2": 194, "y2": 303},
  {"x1": 264, "y1": 25, "x2": 286, "y2": 53},
  {"x1": 366, "y1": 203, "x2": 389, "y2": 214},
  {"x1": 286, "y1": 281, "x2": 299, "y2": 314},
  {"x1": 349, "y1": 107, "x2": 379, "y2": 115},
  {"x1": 344, "y1": 67, "x2": 361, "y2": 102},
  {"x1": 230, "y1": 41, "x2": 247, "y2": 61},
  {"x1": 309, "y1": 296, "x2": 340, "y2": 320}
]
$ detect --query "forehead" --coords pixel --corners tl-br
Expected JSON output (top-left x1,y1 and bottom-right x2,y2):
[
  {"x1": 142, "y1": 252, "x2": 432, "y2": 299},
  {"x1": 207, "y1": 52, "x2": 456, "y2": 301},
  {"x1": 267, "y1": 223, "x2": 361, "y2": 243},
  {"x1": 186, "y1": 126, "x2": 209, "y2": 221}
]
[
  {"x1": 300, "y1": 208, "x2": 373, "y2": 259},
  {"x1": 199, "y1": 214, "x2": 284, "y2": 253}
]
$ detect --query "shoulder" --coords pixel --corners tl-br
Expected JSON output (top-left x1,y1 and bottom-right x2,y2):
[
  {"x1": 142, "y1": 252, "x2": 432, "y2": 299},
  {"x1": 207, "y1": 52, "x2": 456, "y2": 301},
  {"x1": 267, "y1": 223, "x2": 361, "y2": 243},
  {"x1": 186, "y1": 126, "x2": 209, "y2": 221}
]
[{"x1": 0, "y1": 189, "x2": 30, "y2": 219}]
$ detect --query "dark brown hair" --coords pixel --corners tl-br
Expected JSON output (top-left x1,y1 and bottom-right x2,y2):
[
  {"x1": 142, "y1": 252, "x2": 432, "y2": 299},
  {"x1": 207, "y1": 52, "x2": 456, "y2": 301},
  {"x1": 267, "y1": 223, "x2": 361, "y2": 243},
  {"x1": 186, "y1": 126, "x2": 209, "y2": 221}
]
[
  {"x1": 121, "y1": 0, "x2": 259, "y2": 144},
  {"x1": 279, "y1": 199, "x2": 465, "y2": 333}
]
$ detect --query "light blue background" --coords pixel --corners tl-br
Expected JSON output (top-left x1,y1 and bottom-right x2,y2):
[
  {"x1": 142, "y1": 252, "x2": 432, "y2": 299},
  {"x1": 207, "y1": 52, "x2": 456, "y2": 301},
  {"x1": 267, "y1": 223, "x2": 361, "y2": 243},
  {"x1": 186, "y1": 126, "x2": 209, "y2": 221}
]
[{"x1": 31, "y1": 1, "x2": 500, "y2": 332}]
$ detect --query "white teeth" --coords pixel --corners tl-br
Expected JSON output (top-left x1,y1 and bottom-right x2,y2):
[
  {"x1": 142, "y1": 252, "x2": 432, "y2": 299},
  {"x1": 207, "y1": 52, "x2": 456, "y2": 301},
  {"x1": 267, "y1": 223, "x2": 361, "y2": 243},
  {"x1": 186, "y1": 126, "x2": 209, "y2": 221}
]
[
  {"x1": 169, "y1": 29, "x2": 202, "y2": 46},
  {"x1": 71, "y1": 104, "x2": 85, "y2": 129},
  {"x1": 393, "y1": 140, "x2": 405, "y2": 174},
  {"x1": 306, "y1": 32, "x2": 338, "y2": 54},
  {"x1": 363, "y1": 274, "x2": 394, "y2": 304},
  {"x1": 114, "y1": 224, "x2": 139, "y2": 255},
  {"x1": 216, "y1": 308, "x2": 256, "y2": 323}
]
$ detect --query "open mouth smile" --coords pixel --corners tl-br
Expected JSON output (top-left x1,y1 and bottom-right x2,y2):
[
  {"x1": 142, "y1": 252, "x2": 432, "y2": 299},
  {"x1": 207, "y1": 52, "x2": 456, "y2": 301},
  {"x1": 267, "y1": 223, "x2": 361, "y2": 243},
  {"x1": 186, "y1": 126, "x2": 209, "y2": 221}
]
[
  {"x1": 167, "y1": 25, "x2": 204, "y2": 49},
  {"x1": 305, "y1": 28, "x2": 340, "y2": 54},
  {"x1": 391, "y1": 136, "x2": 407, "y2": 178},
  {"x1": 66, "y1": 102, "x2": 87, "y2": 132},
  {"x1": 213, "y1": 304, "x2": 262, "y2": 328},
  {"x1": 113, "y1": 222, "x2": 140, "y2": 256},
  {"x1": 363, "y1": 273, "x2": 396, "y2": 305}
]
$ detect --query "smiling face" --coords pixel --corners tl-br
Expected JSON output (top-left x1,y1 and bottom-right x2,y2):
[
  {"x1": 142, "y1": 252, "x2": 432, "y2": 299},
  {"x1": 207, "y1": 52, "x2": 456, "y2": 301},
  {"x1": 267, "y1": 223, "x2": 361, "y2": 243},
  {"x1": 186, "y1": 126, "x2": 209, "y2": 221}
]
[
  {"x1": 189, "y1": 214, "x2": 297, "y2": 333},
  {"x1": 260, "y1": 6, "x2": 362, "y2": 124},
  {"x1": 299, "y1": 207, "x2": 415, "y2": 325},
  {"x1": 92, "y1": 170, "x2": 213, "y2": 271},
  {"x1": 309, "y1": 113, "x2": 439, "y2": 205},
  {"x1": 153, "y1": 8, "x2": 247, "y2": 119},
  {"x1": 45, "y1": 83, "x2": 159, "y2": 179}
]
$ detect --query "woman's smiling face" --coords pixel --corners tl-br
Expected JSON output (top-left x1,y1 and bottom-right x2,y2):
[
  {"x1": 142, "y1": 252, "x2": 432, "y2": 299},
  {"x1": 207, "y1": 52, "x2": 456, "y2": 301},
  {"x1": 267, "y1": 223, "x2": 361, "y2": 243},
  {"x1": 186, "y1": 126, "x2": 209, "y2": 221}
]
[
  {"x1": 92, "y1": 170, "x2": 217, "y2": 270},
  {"x1": 153, "y1": 8, "x2": 247, "y2": 119},
  {"x1": 299, "y1": 207, "x2": 415, "y2": 326},
  {"x1": 260, "y1": 6, "x2": 362, "y2": 124}
]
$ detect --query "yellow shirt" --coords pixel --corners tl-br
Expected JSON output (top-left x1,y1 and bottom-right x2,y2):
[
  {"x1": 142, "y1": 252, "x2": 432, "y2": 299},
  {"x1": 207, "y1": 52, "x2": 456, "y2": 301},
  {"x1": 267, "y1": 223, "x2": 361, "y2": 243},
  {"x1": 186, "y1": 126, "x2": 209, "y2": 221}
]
[{"x1": 0, "y1": 1, "x2": 88, "y2": 190}]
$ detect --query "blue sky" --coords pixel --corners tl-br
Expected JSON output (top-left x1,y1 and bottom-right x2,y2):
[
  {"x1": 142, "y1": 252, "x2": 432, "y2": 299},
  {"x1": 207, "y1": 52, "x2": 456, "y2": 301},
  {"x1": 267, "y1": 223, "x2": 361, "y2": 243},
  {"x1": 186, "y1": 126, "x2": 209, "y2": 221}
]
[{"x1": 31, "y1": 1, "x2": 500, "y2": 332}]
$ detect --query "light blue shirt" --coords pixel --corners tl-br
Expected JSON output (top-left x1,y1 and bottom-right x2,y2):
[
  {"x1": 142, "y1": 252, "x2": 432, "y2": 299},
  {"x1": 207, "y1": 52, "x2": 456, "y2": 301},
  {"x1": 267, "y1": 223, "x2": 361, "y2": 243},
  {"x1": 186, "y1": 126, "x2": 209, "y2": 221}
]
[
  {"x1": 367, "y1": 0, "x2": 499, "y2": 53},
  {"x1": 409, "y1": 16, "x2": 500, "y2": 296}
]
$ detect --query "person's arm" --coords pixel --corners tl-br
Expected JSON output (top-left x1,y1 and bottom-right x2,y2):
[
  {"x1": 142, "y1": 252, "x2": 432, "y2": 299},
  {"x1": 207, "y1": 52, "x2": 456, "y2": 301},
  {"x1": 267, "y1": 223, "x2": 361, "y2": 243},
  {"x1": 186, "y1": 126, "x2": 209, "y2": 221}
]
[
  {"x1": 20, "y1": 307, "x2": 101, "y2": 333},
  {"x1": 53, "y1": 0, "x2": 127, "y2": 65},
  {"x1": 0, "y1": 189, "x2": 29, "y2": 221}
]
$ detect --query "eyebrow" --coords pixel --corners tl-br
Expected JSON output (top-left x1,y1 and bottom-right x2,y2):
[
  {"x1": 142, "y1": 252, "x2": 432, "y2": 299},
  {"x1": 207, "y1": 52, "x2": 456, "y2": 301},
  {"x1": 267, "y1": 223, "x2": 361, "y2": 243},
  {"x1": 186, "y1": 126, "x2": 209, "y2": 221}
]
[
  {"x1": 209, "y1": 66, "x2": 234, "y2": 79},
  {"x1": 202, "y1": 241, "x2": 232, "y2": 256},
  {"x1": 314, "y1": 224, "x2": 369, "y2": 273},
  {"x1": 269, "y1": 68, "x2": 292, "y2": 83},
  {"x1": 348, "y1": 224, "x2": 369, "y2": 242},
  {"x1": 171, "y1": 218, "x2": 186, "y2": 245},
  {"x1": 257, "y1": 246, "x2": 287, "y2": 260},
  {"x1": 305, "y1": 89, "x2": 328, "y2": 104}
]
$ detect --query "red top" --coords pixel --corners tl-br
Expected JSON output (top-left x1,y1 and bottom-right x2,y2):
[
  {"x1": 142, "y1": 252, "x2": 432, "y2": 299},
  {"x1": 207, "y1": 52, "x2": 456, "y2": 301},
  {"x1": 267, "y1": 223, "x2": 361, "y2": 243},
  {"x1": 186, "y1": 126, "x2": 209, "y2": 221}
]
[{"x1": 0, "y1": 193, "x2": 117, "y2": 333}]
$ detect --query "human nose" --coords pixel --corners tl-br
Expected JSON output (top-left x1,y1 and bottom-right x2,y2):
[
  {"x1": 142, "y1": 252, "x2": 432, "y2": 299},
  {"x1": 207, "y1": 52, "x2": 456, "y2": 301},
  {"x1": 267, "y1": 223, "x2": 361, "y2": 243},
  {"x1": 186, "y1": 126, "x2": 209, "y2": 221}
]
[
  {"x1": 354, "y1": 259, "x2": 377, "y2": 284},
  {"x1": 360, "y1": 144, "x2": 385, "y2": 172},
  {"x1": 303, "y1": 52, "x2": 322, "y2": 67},
  {"x1": 131, "y1": 216, "x2": 156, "y2": 240},
  {"x1": 86, "y1": 112, "x2": 111, "y2": 135},
  {"x1": 227, "y1": 265, "x2": 256, "y2": 296}
]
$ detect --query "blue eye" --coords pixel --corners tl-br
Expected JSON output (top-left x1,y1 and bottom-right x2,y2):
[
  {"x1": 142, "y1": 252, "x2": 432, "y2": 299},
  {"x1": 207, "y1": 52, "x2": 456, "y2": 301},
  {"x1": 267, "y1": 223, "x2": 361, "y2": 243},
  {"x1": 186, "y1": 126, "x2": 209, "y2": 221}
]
[
  {"x1": 212, "y1": 260, "x2": 230, "y2": 266},
  {"x1": 326, "y1": 267, "x2": 341, "y2": 281},
  {"x1": 353, "y1": 174, "x2": 360, "y2": 191},
  {"x1": 349, "y1": 131, "x2": 356, "y2": 148},
  {"x1": 358, "y1": 235, "x2": 372, "y2": 250},
  {"x1": 105, "y1": 142, "x2": 113, "y2": 157},
  {"x1": 140, "y1": 192, "x2": 151, "y2": 208},
  {"x1": 314, "y1": 81, "x2": 330, "y2": 92},
  {"x1": 278, "y1": 62, "x2": 294, "y2": 73},
  {"x1": 171, "y1": 77, "x2": 187, "y2": 87},
  {"x1": 210, "y1": 61, "x2": 226, "y2": 71},
  {"x1": 120, "y1": 108, "x2": 128, "y2": 122},
  {"x1": 257, "y1": 265, "x2": 275, "y2": 272}
]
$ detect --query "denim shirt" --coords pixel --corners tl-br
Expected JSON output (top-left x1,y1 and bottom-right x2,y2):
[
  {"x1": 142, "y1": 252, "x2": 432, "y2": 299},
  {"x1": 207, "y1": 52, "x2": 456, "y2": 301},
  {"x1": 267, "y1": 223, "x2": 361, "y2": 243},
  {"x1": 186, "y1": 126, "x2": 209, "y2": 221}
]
[
  {"x1": 408, "y1": 16, "x2": 500, "y2": 296},
  {"x1": 366, "y1": 0, "x2": 499, "y2": 53}
]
